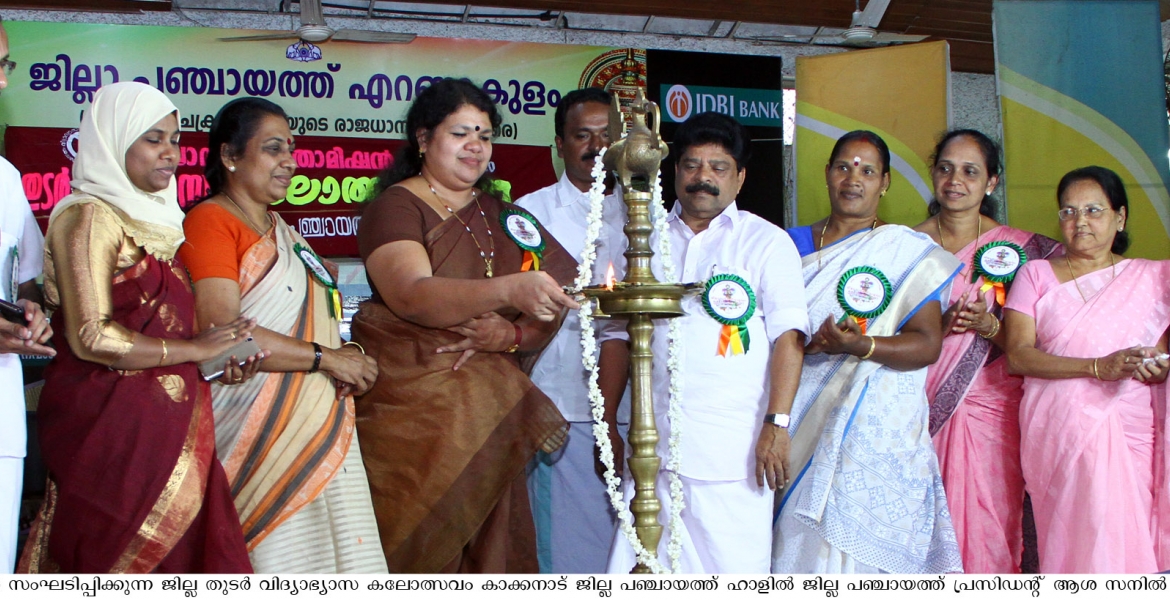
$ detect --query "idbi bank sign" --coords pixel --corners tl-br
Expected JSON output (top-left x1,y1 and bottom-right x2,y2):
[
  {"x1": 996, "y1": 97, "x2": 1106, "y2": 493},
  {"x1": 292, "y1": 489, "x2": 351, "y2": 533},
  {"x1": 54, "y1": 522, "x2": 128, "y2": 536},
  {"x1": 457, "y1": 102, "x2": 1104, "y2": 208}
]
[{"x1": 662, "y1": 84, "x2": 783, "y2": 127}]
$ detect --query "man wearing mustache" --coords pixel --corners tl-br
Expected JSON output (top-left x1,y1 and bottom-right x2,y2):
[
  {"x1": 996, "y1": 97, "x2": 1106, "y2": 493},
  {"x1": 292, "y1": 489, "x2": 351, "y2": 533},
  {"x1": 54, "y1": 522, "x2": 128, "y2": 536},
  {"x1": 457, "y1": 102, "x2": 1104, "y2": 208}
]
[
  {"x1": 601, "y1": 112, "x2": 808, "y2": 573},
  {"x1": 515, "y1": 87, "x2": 628, "y2": 574}
]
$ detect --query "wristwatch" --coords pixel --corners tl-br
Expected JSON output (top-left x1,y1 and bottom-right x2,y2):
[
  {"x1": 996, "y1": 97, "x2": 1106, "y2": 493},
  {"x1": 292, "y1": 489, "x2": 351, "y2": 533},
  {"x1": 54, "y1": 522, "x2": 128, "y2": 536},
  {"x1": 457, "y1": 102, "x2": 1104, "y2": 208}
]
[{"x1": 764, "y1": 413, "x2": 791, "y2": 428}]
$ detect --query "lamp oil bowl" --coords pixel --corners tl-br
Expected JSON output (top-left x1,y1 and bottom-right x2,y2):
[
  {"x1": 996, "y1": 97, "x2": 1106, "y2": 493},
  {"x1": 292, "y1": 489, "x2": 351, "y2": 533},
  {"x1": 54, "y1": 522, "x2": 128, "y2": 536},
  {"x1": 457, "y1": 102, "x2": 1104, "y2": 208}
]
[{"x1": 579, "y1": 280, "x2": 702, "y2": 319}]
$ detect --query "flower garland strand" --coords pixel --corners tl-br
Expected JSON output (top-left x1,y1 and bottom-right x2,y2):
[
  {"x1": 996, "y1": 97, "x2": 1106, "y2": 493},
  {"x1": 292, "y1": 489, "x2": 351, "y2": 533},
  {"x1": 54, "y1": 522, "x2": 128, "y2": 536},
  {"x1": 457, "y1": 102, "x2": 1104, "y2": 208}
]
[
  {"x1": 649, "y1": 173, "x2": 686, "y2": 572},
  {"x1": 575, "y1": 150, "x2": 689, "y2": 574},
  {"x1": 576, "y1": 151, "x2": 666, "y2": 574},
  {"x1": 573, "y1": 148, "x2": 608, "y2": 292}
]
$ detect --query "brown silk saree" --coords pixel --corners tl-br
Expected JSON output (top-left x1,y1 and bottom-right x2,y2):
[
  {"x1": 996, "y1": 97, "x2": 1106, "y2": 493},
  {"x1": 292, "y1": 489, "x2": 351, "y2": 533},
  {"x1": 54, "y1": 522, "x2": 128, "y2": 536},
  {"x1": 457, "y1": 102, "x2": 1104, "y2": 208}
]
[
  {"x1": 22, "y1": 254, "x2": 251, "y2": 573},
  {"x1": 353, "y1": 188, "x2": 574, "y2": 573}
]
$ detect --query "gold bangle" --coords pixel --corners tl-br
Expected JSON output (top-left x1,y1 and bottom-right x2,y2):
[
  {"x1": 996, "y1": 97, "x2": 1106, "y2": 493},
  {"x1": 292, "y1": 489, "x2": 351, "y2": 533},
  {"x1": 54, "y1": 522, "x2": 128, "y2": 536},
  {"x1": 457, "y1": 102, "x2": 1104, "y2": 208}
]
[
  {"x1": 859, "y1": 336, "x2": 877, "y2": 360},
  {"x1": 979, "y1": 317, "x2": 1001, "y2": 340},
  {"x1": 159, "y1": 339, "x2": 168, "y2": 366},
  {"x1": 343, "y1": 341, "x2": 366, "y2": 355},
  {"x1": 505, "y1": 323, "x2": 522, "y2": 353},
  {"x1": 1092, "y1": 357, "x2": 1101, "y2": 380}
]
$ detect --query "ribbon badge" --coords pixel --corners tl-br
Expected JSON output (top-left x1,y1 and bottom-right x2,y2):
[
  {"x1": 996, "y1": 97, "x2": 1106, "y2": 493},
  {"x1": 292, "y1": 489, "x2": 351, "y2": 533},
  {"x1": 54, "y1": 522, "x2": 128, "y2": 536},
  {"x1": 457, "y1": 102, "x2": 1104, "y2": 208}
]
[
  {"x1": 702, "y1": 274, "x2": 756, "y2": 356},
  {"x1": 500, "y1": 209, "x2": 545, "y2": 272},
  {"x1": 972, "y1": 241, "x2": 1026, "y2": 306},
  {"x1": 294, "y1": 243, "x2": 342, "y2": 320},
  {"x1": 836, "y1": 266, "x2": 892, "y2": 334}
]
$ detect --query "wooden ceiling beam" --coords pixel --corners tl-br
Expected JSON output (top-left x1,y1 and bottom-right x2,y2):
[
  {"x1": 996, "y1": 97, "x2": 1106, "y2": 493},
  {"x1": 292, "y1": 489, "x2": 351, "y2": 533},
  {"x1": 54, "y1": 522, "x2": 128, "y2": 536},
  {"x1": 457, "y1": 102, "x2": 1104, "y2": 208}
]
[
  {"x1": 0, "y1": 0, "x2": 1014, "y2": 73},
  {"x1": 413, "y1": 0, "x2": 861, "y2": 27},
  {"x1": 947, "y1": 40, "x2": 995, "y2": 74}
]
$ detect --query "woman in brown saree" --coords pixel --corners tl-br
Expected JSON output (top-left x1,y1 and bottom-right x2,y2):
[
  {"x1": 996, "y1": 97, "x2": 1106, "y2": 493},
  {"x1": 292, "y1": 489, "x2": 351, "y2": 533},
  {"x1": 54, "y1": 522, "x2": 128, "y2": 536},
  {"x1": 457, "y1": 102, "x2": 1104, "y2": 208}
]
[
  {"x1": 21, "y1": 82, "x2": 259, "y2": 573},
  {"x1": 355, "y1": 78, "x2": 579, "y2": 573}
]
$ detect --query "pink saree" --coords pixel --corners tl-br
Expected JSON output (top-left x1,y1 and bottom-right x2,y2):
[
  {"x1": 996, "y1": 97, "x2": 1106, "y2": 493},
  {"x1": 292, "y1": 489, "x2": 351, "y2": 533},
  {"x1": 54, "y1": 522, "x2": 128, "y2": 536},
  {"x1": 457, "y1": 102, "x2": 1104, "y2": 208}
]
[
  {"x1": 1009, "y1": 258, "x2": 1170, "y2": 573},
  {"x1": 925, "y1": 226, "x2": 1059, "y2": 573}
]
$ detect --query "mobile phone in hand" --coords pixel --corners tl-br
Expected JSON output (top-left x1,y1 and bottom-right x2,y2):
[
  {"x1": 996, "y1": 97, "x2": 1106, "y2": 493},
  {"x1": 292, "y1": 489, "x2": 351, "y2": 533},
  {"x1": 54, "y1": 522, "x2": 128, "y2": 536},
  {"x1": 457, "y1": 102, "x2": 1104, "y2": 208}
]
[
  {"x1": 0, "y1": 299, "x2": 28, "y2": 326},
  {"x1": 198, "y1": 337, "x2": 263, "y2": 381}
]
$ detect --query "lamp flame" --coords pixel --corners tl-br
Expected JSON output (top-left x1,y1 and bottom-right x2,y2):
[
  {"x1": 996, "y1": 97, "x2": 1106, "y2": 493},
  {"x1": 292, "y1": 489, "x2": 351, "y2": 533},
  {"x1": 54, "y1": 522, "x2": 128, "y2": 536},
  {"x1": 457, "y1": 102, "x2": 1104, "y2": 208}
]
[{"x1": 605, "y1": 263, "x2": 616, "y2": 291}]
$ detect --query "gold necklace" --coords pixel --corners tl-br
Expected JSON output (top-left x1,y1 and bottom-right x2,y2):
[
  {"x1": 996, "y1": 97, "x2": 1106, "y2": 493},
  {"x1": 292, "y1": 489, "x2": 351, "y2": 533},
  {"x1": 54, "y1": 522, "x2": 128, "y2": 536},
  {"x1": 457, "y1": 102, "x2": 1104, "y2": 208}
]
[
  {"x1": 1065, "y1": 253, "x2": 1115, "y2": 303},
  {"x1": 223, "y1": 192, "x2": 271, "y2": 235},
  {"x1": 938, "y1": 214, "x2": 981, "y2": 277},
  {"x1": 818, "y1": 216, "x2": 878, "y2": 270},
  {"x1": 428, "y1": 183, "x2": 495, "y2": 278}
]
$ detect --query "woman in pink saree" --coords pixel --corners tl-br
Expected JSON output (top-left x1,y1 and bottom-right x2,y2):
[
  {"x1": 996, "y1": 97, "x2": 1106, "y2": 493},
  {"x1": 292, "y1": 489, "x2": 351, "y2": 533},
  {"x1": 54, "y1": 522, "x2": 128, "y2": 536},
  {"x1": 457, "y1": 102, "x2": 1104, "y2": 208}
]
[
  {"x1": 915, "y1": 130, "x2": 1059, "y2": 573},
  {"x1": 1004, "y1": 166, "x2": 1170, "y2": 573}
]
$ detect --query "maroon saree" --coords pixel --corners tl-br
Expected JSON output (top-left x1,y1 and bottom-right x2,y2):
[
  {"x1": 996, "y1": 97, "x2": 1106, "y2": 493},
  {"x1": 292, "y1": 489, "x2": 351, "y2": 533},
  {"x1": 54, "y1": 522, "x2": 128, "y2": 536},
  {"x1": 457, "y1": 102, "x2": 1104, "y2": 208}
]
[{"x1": 21, "y1": 255, "x2": 251, "y2": 574}]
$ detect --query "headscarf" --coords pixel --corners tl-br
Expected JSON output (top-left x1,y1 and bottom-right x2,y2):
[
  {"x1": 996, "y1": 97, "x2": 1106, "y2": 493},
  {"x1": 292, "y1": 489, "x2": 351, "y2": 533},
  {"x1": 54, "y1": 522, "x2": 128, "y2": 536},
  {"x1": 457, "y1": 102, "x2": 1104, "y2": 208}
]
[{"x1": 49, "y1": 81, "x2": 186, "y2": 259}]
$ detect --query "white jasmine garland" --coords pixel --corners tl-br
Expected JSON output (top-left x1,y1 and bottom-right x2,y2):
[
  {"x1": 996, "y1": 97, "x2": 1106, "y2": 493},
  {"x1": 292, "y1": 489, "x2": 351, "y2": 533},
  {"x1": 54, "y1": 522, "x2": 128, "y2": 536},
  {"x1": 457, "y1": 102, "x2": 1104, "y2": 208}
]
[
  {"x1": 579, "y1": 300, "x2": 666, "y2": 573},
  {"x1": 576, "y1": 151, "x2": 665, "y2": 573},
  {"x1": 573, "y1": 148, "x2": 609, "y2": 292},
  {"x1": 577, "y1": 152, "x2": 686, "y2": 574},
  {"x1": 650, "y1": 172, "x2": 687, "y2": 572}
]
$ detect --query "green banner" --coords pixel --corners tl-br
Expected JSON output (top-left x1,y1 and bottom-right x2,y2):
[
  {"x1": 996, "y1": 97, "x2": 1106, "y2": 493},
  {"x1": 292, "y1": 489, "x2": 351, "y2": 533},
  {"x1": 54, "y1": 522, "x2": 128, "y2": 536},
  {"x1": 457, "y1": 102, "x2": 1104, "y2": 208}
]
[
  {"x1": 2, "y1": 21, "x2": 639, "y2": 146},
  {"x1": 660, "y1": 84, "x2": 783, "y2": 127}
]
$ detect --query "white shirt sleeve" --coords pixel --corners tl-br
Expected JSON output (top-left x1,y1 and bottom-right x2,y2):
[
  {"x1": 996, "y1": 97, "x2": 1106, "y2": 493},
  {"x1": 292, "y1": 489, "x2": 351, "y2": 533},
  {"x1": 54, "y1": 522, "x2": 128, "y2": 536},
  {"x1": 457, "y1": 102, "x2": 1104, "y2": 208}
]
[
  {"x1": 17, "y1": 197, "x2": 45, "y2": 284},
  {"x1": 0, "y1": 158, "x2": 44, "y2": 287},
  {"x1": 757, "y1": 228, "x2": 810, "y2": 343}
]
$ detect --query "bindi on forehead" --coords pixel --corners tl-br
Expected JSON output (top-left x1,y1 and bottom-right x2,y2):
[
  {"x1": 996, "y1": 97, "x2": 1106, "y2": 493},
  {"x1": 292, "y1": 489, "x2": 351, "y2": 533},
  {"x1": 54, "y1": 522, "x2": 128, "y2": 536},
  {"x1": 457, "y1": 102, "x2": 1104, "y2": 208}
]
[{"x1": 853, "y1": 156, "x2": 861, "y2": 166}]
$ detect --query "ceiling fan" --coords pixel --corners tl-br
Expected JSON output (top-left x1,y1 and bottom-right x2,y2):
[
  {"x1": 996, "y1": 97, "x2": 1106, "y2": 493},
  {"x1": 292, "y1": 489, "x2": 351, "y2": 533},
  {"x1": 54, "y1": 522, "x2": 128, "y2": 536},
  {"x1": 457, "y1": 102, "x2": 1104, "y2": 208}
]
[
  {"x1": 831, "y1": 0, "x2": 929, "y2": 46},
  {"x1": 219, "y1": 0, "x2": 416, "y2": 44}
]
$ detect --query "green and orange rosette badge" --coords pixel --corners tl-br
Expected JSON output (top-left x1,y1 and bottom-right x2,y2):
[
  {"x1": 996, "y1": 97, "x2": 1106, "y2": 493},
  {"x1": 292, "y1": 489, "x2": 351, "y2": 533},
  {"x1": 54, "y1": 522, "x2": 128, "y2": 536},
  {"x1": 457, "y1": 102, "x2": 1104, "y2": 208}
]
[
  {"x1": 972, "y1": 241, "x2": 1026, "y2": 306},
  {"x1": 836, "y1": 266, "x2": 892, "y2": 334},
  {"x1": 500, "y1": 209, "x2": 545, "y2": 272},
  {"x1": 702, "y1": 274, "x2": 756, "y2": 356},
  {"x1": 294, "y1": 243, "x2": 342, "y2": 320}
]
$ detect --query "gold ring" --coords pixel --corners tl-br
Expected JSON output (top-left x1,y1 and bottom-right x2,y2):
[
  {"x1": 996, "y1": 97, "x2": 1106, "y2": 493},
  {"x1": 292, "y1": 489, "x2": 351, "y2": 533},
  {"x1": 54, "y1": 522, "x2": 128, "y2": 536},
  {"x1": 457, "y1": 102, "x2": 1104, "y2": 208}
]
[{"x1": 230, "y1": 332, "x2": 237, "y2": 340}]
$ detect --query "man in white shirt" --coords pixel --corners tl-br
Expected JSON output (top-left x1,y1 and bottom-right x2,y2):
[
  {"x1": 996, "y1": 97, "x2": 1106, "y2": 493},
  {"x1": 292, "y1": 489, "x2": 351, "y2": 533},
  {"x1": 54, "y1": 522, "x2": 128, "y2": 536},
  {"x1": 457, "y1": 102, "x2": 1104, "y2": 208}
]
[
  {"x1": 0, "y1": 18, "x2": 55, "y2": 573},
  {"x1": 601, "y1": 112, "x2": 808, "y2": 573},
  {"x1": 515, "y1": 87, "x2": 628, "y2": 574}
]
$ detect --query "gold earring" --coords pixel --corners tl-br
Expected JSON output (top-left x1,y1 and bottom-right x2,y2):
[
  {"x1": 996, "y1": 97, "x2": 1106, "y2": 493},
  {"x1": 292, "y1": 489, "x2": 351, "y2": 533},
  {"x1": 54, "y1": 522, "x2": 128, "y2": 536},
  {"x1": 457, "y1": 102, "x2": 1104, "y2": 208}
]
[{"x1": 880, "y1": 190, "x2": 886, "y2": 197}]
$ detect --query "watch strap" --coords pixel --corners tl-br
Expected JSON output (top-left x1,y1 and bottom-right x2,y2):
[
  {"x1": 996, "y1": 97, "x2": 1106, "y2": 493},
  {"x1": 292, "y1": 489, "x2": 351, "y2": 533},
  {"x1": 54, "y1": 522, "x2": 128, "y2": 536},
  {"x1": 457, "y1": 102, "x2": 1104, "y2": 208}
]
[{"x1": 764, "y1": 413, "x2": 791, "y2": 428}]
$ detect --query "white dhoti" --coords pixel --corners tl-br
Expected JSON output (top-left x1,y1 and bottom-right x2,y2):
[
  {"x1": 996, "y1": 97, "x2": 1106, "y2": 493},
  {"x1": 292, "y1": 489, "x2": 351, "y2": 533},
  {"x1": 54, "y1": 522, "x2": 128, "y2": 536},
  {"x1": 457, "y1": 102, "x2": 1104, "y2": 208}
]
[
  {"x1": 528, "y1": 422, "x2": 626, "y2": 573},
  {"x1": 606, "y1": 471, "x2": 772, "y2": 574},
  {"x1": 0, "y1": 456, "x2": 21, "y2": 573}
]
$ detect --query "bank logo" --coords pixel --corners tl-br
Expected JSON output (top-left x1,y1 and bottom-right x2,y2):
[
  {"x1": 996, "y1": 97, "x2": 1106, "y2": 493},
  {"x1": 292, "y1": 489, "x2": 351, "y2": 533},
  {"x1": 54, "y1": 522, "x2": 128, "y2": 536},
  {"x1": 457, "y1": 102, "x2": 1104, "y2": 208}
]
[
  {"x1": 659, "y1": 84, "x2": 784, "y2": 128},
  {"x1": 666, "y1": 85, "x2": 693, "y2": 122}
]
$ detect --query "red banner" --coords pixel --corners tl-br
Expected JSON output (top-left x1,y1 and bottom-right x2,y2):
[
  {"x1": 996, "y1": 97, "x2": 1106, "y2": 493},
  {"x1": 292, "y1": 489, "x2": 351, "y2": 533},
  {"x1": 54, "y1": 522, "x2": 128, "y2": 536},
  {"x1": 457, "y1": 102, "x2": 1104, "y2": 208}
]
[{"x1": 7, "y1": 126, "x2": 556, "y2": 257}]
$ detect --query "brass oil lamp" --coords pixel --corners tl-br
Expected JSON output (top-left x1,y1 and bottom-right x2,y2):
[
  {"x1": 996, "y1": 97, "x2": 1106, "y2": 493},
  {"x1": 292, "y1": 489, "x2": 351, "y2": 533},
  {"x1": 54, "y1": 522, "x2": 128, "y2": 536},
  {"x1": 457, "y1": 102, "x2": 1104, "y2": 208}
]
[{"x1": 581, "y1": 88, "x2": 699, "y2": 573}]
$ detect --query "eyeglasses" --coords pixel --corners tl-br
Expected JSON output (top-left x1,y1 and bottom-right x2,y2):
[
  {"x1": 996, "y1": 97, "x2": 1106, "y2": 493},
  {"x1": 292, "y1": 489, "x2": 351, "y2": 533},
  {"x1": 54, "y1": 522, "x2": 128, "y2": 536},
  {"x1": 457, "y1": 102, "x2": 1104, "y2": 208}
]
[
  {"x1": 0, "y1": 59, "x2": 15, "y2": 76},
  {"x1": 1057, "y1": 205, "x2": 1111, "y2": 221}
]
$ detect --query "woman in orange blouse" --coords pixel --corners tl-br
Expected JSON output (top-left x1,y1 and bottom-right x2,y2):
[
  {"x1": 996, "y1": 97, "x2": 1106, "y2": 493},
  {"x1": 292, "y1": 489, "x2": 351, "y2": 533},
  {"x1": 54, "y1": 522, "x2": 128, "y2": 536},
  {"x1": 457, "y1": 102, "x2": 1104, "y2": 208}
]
[{"x1": 179, "y1": 97, "x2": 385, "y2": 573}]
